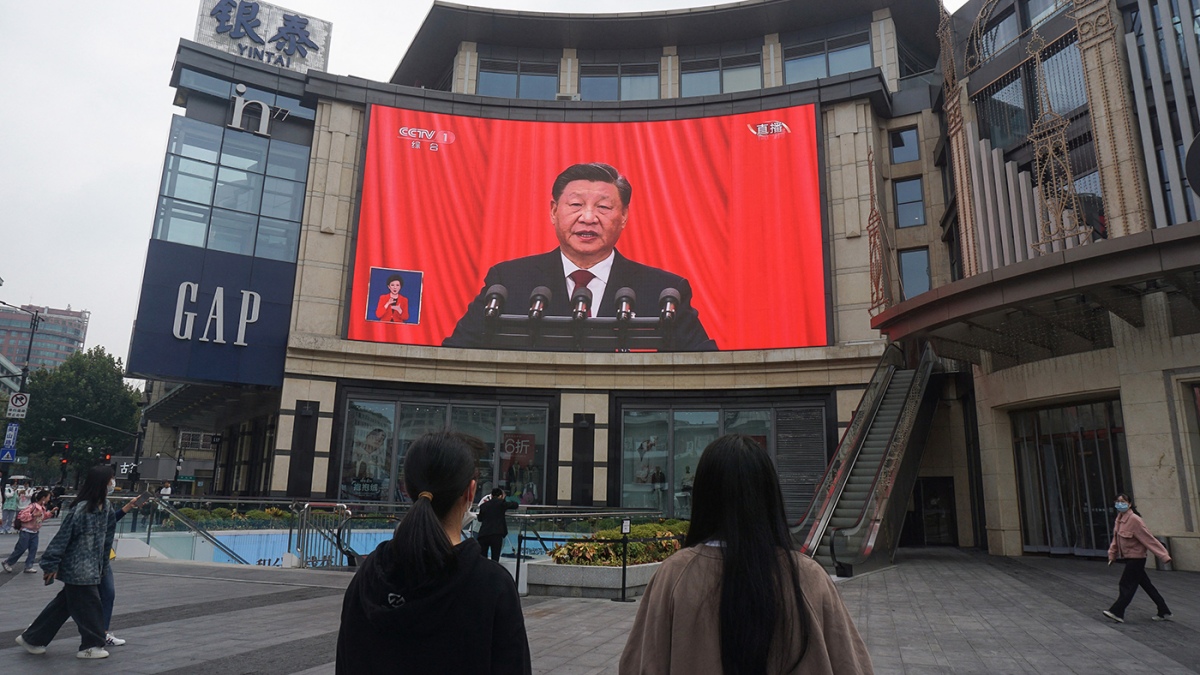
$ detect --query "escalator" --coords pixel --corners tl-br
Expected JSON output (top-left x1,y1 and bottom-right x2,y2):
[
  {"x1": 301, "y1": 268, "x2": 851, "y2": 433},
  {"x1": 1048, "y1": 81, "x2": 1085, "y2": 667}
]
[{"x1": 794, "y1": 343, "x2": 941, "y2": 576}]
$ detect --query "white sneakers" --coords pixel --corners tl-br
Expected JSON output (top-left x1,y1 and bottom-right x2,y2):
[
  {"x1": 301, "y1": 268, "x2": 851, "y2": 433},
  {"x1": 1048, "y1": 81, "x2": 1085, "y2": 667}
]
[
  {"x1": 15, "y1": 634, "x2": 117, "y2": 658},
  {"x1": 1, "y1": 562, "x2": 12, "y2": 573},
  {"x1": 15, "y1": 635, "x2": 46, "y2": 654},
  {"x1": 76, "y1": 647, "x2": 110, "y2": 659}
]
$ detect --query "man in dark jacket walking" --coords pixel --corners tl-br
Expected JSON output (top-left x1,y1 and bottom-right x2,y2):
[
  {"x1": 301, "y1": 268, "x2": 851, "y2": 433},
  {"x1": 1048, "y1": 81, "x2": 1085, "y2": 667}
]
[{"x1": 477, "y1": 489, "x2": 518, "y2": 562}]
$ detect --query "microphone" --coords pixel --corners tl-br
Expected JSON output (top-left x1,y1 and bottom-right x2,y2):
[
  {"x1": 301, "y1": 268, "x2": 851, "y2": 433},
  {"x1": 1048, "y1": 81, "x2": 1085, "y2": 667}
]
[
  {"x1": 659, "y1": 288, "x2": 680, "y2": 323},
  {"x1": 615, "y1": 287, "x2": 636, "y2": 322},
  {"x1": 483, "y1": 285, "x2": 507, "y2": 319},
  {"x1": 572, "y1": 286, "x2": 593, "y2": 320},
  {"x1": 528, "y1": 286, "x2": 552, "y2": 320}
]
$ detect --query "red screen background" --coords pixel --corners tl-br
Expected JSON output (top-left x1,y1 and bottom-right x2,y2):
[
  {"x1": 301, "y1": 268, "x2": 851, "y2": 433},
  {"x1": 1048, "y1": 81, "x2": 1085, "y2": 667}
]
[{"x1": 348, "y1": 104, "x2": 826, "y2": 350}]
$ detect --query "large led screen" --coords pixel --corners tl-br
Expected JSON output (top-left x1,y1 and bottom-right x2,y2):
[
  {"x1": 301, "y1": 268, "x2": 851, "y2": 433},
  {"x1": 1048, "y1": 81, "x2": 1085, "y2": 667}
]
[{"x1": 348, "y1": 104, "x2": 825, "y2": 351}]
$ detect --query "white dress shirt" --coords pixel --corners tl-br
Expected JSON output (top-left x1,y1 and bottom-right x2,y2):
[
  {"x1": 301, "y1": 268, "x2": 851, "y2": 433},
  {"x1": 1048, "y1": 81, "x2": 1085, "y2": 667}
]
[{"x1": 560, "y1": 250, "x2": 615, "y2": 314}]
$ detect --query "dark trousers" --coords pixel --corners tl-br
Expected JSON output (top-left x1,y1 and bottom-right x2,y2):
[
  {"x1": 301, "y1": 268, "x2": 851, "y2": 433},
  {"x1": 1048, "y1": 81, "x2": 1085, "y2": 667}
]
[
  {"x1": 4, "y1": 530, "x2": 39, "y2": 568},
  {"x1": 478, "y1": 534, "x2": 504, "y2": 562},
  {"x1": 100, "y1": 564, "x2": 115, "y2": 631},
  {"x1": 1109, "y1": 557, "x2": 1170, "y2": 618},
  {"x1": 22, "y1": 582, "x2": 106, "y2": 650}
]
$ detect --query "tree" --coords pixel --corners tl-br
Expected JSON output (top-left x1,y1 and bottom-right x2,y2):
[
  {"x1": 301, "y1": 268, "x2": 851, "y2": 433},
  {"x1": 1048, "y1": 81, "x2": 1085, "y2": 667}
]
[{"x1": 14, "y1": 346, "x2": 141, "y2": 484}]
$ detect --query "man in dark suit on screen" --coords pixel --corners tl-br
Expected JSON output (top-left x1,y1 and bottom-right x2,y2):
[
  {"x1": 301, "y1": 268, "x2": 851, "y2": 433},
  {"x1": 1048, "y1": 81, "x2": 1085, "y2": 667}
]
[{"x1": 443, "y1": 162, "x2": 716, "y2": 351}]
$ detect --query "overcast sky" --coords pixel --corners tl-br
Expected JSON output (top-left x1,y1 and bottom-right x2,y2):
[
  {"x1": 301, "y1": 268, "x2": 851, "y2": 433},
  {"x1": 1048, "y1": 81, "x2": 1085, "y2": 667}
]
[{"x1": 0, "y1": 0, "x2": 965, "y2": 373}]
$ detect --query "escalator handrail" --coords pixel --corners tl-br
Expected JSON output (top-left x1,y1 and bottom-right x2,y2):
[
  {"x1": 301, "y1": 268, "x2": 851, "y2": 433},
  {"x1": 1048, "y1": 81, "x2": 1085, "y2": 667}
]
[
  {"x1": 794, "y1": 343, "x2": 906, "y2": 555},
  {"x1": 149, "y1": 496, "x2": 251, "y2": 565},
  {"x1": 830, "y1": 343, "x2": 938, "y2": 568}
]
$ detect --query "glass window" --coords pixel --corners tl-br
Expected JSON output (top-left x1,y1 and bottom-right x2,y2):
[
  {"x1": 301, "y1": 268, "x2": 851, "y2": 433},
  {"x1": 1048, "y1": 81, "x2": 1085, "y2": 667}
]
[
  {"x1": 452, "y1": 406, "x2": 498, "y2": 497},
  {"x1": 621, "y1": 74, "x2": 659, "y2": 100},
  {"x1": 898, "y1": 248, "x2": 931, "y2": 300},
  {"x1": 984, "y1": 11, "x2": 1021, "y2": 59},
  {"x1": 220, "y1": 129, "x2": 269, "y2": 173},
  {"x1": 255, "y1": 217, "x2": 300, "y2": 262},
  {"x1": 261, "y1": 177, "x2": 305, "y2": 222},
  {"x1": 207, "y1": 209, "x2": 257, "y2": 255},
  {"x1": 160, "y1": 156, "x2": 216, "y2": 204},
  {"x1": 476, "y1": 70, "x2": 518, "y2": 98},
  {"x1": 895, "y1": 177, "x2": 926, "y2": 227},
  {"x1": 672, "y1": 411, "x2": 719, "y2": 519},
  {"x1": 828, "y1": 42, "x2": 872, "y2": 75},
  {"x1": 1043, "y1": 43, "x2": 1087, "y2": 114},
  {"x1": 266, "y1": 139, "x2": 310, "y2": 182},
  {"x1": 499, "y1": 407, "x2": 549, "y2": 505},
  {"x1": 622, "y1": 411, "x2": 670, "y2": 511},
  {"x1": 394, "y1": 404, "x2": 449, "y2": 502},
  {"x1": 275, "y1": 94, "x2": 317, "y2": 121},
  {"x1": 580, "y1": 75, "x2": 618, "y2": 101},
  {"x1": 785, "y1": 53, "x2": 827, "y2": 84},
  {"x1": 153, "y1": 197, "x2": 210, "y2": 247},
  {"x1": 1025, "y1": 0, "x2": 1063, "y2": 26},
  {"x1": 214, "y1": 167, "x2": 264, "y2": 213},
  {"x1": 341, "y1": 401, "x2": 396, "y2": 501},
  {"x1": 722, "y1": 64, "x2": 762, "y2": 93},
  {"x1": 167, "y1": 116, "x2": 222, "y2": 163},
  {"x1": 681, "y1": 69, "x2": 720, "y2": 97},
  {"x1": 890, "y1": 128, "x2": 920, "y2": 164},
  {"x1": 518, "y1": 73, "x2": 558, "y2": 100},
  {"x1": 178, "y1": 68, "x2": 232, "y2": 98}
]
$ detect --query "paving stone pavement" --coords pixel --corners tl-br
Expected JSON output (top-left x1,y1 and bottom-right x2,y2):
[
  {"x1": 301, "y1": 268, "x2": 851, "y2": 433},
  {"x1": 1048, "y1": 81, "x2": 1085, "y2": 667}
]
[{"x1": 0, "y1": 541, "x2": 1196, "y2": 674}]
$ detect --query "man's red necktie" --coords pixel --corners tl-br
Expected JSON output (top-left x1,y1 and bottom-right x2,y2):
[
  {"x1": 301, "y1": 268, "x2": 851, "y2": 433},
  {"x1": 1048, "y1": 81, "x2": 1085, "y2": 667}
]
[{"x1": 568, "y1": 269, "x2": 596, "y2": 317}]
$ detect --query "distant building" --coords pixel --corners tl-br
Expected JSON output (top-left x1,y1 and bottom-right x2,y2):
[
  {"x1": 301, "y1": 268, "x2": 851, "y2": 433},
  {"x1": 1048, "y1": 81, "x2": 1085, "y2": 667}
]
[
  {"x1": 0, "y1": 304, "x2": 90, "y2": 372},
  {"x1": 0, "y1": 353, "x2": 19, "y2": 394}
]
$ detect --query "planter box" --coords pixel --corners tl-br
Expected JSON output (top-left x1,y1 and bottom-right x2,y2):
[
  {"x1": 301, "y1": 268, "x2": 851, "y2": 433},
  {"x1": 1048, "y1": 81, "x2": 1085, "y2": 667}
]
[{"x1": 524, "y1": 558, "x2": 661, "y2": 599}]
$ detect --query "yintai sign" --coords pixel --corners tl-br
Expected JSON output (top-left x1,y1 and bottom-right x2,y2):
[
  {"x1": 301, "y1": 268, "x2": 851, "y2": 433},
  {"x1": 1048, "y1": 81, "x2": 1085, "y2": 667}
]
[{"x1": 194, "y1": 1, "x2": 332, "y2": 74}]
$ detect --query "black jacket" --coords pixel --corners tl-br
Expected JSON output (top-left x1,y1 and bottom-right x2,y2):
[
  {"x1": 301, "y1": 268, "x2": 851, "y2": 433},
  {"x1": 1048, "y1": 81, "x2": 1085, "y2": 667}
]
[
  {"x1": 477, "y1": 498, "x2": 518, "y2": 538},
  {"x1": 336, "y1": 538, "x2": 531, "y2": 675},
  {"x1": 443, "y1": 249, "x2": 717, "y2": 351}
]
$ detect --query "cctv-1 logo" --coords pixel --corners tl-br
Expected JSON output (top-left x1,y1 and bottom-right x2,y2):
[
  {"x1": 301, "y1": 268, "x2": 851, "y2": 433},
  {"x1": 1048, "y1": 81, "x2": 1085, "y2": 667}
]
[{"x1": 398, "y1": 127, "x2": 456, "y2": 144}]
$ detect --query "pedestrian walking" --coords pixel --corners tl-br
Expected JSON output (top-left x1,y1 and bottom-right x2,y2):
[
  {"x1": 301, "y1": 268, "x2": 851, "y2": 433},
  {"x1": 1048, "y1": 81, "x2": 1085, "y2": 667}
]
[
  {"x1": 1, "y1": 480, "x2": 19, "y2": 534},
  {"x1": 477, "y1": 488, "x2": 518, "y2": 562},
  {"x1": 621, "y1": 434, "x2": 874, "y2": 675},
  {"x1": 3, "y1": 489, "x2": 53, "y2": 573},
  {"x1": 1103, "y1": 492, "x2": 1173, "y2": 623},
  {"x1": 14, "y1": 465, "x2": 117, "y2": 660},
  {"x1": 101, "y1": 493, "x2": 149, "y2": 648},
  {"x1": 336, "y1": 431, "x2": 532, "y2": 674}
]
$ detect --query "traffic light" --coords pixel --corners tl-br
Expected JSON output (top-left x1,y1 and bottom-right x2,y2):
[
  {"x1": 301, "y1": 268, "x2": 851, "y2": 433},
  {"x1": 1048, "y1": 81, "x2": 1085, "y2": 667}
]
[
  {"x1": 104, "y1": 452, "x2": 112, "y2": 462},
  {"x1": 60, "y1": 458, "x2": 68, "y2": 465},
  {"x1": 63, "y1": 442, "x2": 70, "y2": 451}
]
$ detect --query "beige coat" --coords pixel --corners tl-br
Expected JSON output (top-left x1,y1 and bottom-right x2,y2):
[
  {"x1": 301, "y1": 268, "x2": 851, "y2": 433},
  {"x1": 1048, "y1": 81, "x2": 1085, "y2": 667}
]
[{"x1": 620, "y1": 546, "x2": 873, "y2": 675}]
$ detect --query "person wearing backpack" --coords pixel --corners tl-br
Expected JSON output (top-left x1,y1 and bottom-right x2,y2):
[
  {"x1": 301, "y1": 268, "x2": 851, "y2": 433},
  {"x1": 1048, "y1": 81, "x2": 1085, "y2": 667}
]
[{"x1": 3, "y1": 489, "x2": 53, "y2": 573}]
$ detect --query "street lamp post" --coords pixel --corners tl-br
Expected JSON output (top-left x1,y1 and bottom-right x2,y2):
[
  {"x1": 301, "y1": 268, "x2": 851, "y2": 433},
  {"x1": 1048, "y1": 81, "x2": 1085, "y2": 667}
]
[
  {"x1": 0, "y1": 300, "x2": 42, "y2": 392},
  {"x1": 61, "y1": 413, "x2": 146, "y2": 530}
]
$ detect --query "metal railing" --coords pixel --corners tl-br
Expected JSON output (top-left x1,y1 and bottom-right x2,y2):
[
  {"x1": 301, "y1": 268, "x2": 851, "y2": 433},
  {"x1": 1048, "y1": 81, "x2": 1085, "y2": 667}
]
[
  {"x1": 829, "y1": 343, "x2": 940, "y2": 575},
  {"x1": 792, "y1": 343, "x2": 906, "y2": 555},
  {"x1": 291, "y1": 502, "x2": 355, "y2": 568},
  {"x1": 147, "y1": 496, "x2": 251, "y2": 564}
]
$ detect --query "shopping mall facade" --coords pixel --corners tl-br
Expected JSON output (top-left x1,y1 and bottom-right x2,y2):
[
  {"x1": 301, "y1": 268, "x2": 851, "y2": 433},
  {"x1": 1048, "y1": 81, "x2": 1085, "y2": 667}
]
[{"x1": 126, "y1": 0, "x2": 1200, "y2": 570}]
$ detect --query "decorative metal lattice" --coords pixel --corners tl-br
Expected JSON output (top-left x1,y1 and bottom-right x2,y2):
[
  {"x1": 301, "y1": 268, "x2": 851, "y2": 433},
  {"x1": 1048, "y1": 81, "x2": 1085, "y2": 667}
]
[
  {"x1": 1027, "y1": 31, "x2": 1092, "y2": 249},
  {"x1": 965, "y1": 0, "x2": 1005, "y2": 73},
  {"x1": 867, "y1": 148, "x2": 892, "y2": 314}
]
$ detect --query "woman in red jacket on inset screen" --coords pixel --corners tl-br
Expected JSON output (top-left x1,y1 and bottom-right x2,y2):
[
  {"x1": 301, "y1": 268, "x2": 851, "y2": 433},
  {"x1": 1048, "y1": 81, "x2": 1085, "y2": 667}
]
[
  {"x1": 1103, "y1": 493, "x2": 1173, "y2": 623},
  {"x1": 375, "y1": 274, "x2": 409, "y2": 322}
]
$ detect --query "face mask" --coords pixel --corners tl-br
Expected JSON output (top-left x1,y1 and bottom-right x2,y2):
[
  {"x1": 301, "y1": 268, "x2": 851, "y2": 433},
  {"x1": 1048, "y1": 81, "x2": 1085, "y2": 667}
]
[
  {"x1": 1114, "y1": 502, "x2": 1129, "y2": 512},
  {"x1": 108, "y1": 482, "x2": 116, "y2": 495}
]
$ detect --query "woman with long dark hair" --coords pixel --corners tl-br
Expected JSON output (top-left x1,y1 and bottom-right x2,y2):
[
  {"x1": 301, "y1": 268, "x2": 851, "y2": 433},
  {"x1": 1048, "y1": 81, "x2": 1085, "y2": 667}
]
[
  {"x1": 15, "y1": 465, "x2": 117, "y2": 660},
  {"x1": 621, "y1": 434, "x2": 872, "y2": 674},
  {"x1": 1103, "y1": 493, "x2": 1172, "y2": 623},
  {"x1": 337, "y1": 431, "x2": 531, "y2": 674}
]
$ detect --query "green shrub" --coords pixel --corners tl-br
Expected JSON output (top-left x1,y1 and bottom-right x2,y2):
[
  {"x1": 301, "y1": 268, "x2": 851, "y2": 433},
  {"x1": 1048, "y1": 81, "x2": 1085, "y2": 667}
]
[
  {"x1": 550, "y1": 523, "x2": 685, "y2": 567},
  {"x1": 244, "y1": 509, "x2": 271, "y2": 521},
  {"x1": 211, "y1": 507, "x2": 233, "y2": 519}
]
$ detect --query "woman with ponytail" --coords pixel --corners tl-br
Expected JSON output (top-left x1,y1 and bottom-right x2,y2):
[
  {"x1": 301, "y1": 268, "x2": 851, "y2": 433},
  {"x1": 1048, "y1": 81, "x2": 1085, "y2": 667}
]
[
  {"x1": 621, "y1": 434, "x2": 873, "y2": 675},
  {"x1": 336, "y1": 431, "x2": 531, "y2": 674}
]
